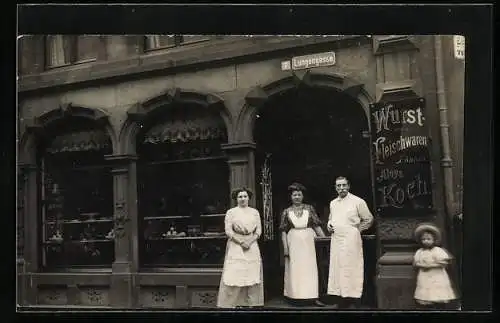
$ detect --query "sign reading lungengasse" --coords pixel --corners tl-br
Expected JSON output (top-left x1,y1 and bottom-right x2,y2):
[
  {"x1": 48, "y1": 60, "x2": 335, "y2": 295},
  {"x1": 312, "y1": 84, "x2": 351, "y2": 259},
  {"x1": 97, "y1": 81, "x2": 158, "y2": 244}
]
[
  {"x1": 291, "y1": 51, "x2": 336, "y2": 70},
  {"x1": 370, "y1": 97, "x2": 433, "y2": 216}
]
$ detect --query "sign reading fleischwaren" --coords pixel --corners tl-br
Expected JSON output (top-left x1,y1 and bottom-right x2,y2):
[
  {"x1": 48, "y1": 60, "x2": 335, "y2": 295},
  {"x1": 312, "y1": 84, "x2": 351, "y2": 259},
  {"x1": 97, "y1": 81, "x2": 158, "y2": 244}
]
[
  {"x1": 288, "y1": 51, "x2": 336, "y2": 70},
  {"x1": 370, "y1": 97, "x2": 433, "y2": 216}
]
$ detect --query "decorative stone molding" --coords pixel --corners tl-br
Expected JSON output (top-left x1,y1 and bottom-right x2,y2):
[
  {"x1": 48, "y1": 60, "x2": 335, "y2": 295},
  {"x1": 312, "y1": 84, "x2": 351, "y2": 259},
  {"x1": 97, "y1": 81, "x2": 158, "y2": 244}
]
[
  {"x1": 221, "y1": 142, "x2": 256, "y2": 153},
  {"x1": 373, "y1": 35, "x2": 418, "y2": 56},
  {"x1": 126, "y1": 87, "x2": 228, "y2": 122},
  {"x1": 190, "y1": 289, "x2": 218, "y2": 308},
  {"x1": 378, "y1": 217, "x2": 431, "y2": 241},
  {"x1": 104, "y1": 155, "x2": 137, "y2": 243},
  {"x1": 375, "y1": 80, "x2": 422, "y2": 102},
  {"x1": 139, "y1": 287, "x2": 176, "y2": 308},
  {"x1": 36, "y1": 103, "x2": 109, "y2": 127},
  {"x1": 79, "y1": 287, "x2": 110, "y2": 306},
  {"x1": 37, "y1": 288, "x2": 68, "y2": 305}
]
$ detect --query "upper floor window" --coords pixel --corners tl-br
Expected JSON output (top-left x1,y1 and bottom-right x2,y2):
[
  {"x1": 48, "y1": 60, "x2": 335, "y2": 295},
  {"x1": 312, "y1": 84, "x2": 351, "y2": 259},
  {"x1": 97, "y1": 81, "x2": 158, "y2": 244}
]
[
  {"x1": 144, "y1": 35, "x2": 210, "y2": 51},
  {"x1": 45, "y1": 35, "x2": 100, "y2": 69}
]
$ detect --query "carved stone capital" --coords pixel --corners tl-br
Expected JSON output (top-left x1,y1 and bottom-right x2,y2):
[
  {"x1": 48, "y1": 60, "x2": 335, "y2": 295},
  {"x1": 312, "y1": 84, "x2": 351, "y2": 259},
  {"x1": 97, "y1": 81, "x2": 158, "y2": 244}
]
[
  {"x1": 375, "y1": 80, "x2": 422, "y2": 102},
  {"x1": 221, "y1": 142, "x2": 255, "y2": 161},
  {"x1": 220, "y1": 142, "x2": 256, "y2": 152},
  {"x1": 105, "y1": 154, "x2": 138, "y2": 170},
  {"x1": 373, "y1": 35, "x2": 418, "y2": 56},
  {"x1": 244, "y1": 86, "x2": 269, "y2": 107}
]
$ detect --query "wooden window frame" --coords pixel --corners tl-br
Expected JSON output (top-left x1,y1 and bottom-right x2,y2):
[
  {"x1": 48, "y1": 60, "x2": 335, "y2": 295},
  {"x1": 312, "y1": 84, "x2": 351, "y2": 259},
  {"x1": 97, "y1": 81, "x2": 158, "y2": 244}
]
[
  {"x1": 45, "y1": 35, "x2": 101, "y2": 70},
  {"x1": 143, "y1": 35, "x2": 211, "y2": 52}
]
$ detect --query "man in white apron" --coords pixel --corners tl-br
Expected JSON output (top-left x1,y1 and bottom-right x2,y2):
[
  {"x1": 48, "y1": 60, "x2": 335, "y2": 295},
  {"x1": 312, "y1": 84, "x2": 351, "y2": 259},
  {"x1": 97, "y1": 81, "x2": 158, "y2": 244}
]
[{"x1": 326, "y1": 176, "x2": 374, "y2": 309}]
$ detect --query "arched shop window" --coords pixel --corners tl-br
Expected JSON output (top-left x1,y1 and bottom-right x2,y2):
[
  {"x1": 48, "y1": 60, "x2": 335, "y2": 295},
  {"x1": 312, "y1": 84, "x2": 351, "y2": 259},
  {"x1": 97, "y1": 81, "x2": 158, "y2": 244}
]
[
  {"x1": 39, "y1": 118, "x2": 114, "y2": 269},
  {"x1": 137, "y1": 103, "x2": 230, "y2": 268}
]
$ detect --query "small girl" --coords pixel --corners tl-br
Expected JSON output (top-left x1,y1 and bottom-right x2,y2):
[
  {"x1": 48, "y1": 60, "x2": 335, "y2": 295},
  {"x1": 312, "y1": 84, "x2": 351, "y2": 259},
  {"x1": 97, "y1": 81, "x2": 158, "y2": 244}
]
[{"x1": 413, "y1": 223, "x2": 457, "y2": 310}]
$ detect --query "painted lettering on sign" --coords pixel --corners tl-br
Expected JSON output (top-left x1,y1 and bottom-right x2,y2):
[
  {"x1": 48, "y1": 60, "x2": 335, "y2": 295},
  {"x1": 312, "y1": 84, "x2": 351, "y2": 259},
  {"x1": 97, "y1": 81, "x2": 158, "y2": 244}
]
[
  {"x1": 373, "y1": 136, "x2": 429, "y2": 164},
  {"x1": 291, "y1": 52, "x2": 336, "y2": 70},
  {"x1": 372, "y1": 103, "x2": 425, "y2": 134},
  {"x1": 377, "y1": 173, "x2": 431, "y2": 209},
  {"x1": 370, "y1": 97, "x2": 433, "y2": 216}
]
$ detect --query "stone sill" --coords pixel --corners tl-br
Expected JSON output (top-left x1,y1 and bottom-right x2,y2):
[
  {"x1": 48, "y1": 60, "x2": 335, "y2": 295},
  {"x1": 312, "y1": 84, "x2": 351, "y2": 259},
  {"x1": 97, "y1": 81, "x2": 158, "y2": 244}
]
[
  {"x1": 18, "y1": 35, "x2": 367, "y2": 94},
  {"x1": 377, "y1": 251, "x2": 415, "y2": 265}
]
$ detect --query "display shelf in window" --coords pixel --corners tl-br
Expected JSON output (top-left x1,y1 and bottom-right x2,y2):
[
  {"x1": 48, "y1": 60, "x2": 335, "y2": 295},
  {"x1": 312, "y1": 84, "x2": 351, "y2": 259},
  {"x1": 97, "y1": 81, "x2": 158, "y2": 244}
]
[
  {"x1": 141, "y1": 210, "x2": 228, "y2": 266},
  {"x1": 143, "y1": 215, "x2": 191, "y2": 221},
  {"x1": 41, "y1": 170, "x2": 114, "y2": 268},
  {"x1": 44, "y1": 238, "x2": 113, "y2": 244}
]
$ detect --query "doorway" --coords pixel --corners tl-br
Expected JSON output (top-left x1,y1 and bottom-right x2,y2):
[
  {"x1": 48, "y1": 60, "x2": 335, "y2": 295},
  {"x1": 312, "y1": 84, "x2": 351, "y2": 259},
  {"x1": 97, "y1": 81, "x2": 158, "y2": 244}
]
[{"x1": 253, "y1": 86, "x2": 377, "y2": 306}]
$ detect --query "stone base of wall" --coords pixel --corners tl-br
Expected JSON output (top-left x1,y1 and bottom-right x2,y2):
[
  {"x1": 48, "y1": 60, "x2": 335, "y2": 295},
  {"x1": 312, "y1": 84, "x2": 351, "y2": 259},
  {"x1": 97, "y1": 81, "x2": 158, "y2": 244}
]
[{"x1": 376, "y1": 251, "x2": 417, "y2": 309}]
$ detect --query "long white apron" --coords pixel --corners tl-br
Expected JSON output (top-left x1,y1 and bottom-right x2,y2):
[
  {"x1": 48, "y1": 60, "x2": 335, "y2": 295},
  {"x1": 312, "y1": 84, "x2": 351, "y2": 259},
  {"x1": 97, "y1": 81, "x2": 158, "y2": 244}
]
[
  {"x1": 327, "y1": 224, "x2": 364, "y2": 298},
  {"x1": 283, "y1": 210, "x2": 319, "y2": 299},
  {"x1": 221, "y1": 208, "x2": 262, "y2": 287}
]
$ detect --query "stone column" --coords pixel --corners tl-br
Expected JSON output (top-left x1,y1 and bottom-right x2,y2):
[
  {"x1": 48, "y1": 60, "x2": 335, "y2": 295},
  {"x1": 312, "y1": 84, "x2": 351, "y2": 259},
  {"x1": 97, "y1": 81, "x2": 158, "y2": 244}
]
[
  {"x1": 221, "y1": 143, "x2": 256, "y2": 207},
  {"x1": 105, "y1": 154, "x2": 139, "y2": 308},
  {"x1": 18, "y1": 163, "x2": 39, "y2": 305},
  {"x1": 371, "y1": 35, "x2": 433, "y2": 309}
]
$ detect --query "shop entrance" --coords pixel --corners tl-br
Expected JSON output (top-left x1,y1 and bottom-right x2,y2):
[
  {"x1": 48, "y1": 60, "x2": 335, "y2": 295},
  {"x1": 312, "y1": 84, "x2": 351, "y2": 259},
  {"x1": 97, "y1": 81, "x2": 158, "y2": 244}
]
[{"x1": 254, "y1": 86, "x2": 377, "y2": 307}]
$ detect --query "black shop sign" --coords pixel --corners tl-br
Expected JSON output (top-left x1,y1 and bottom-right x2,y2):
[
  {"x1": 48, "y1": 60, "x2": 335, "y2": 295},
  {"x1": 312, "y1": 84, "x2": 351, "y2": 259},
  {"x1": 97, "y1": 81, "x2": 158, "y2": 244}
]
[{"x1": 370, "y1": 97, "x2": 433, "y2": 217}]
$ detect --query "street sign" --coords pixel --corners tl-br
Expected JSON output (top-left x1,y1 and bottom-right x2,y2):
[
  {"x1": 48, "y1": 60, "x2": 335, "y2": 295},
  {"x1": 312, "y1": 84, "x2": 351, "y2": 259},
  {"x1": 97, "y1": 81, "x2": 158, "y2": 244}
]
[
  {"x1": 453, "y1": 35, "x2": 465, "y2": 60},
  {"x1": 281, "y1": 51, "x2": 336, "y2": 71}
]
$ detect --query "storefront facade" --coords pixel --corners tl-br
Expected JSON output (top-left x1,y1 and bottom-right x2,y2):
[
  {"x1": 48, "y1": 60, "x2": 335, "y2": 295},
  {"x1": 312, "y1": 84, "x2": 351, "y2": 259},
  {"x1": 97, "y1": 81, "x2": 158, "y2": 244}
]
[{"x1": 17, "y1": 35, "x2": 464, "y2": 309}]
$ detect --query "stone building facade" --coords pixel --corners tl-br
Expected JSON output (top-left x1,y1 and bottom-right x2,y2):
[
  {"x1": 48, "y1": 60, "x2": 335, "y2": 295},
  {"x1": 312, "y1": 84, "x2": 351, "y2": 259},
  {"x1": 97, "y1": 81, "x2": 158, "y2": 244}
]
[{"x1": 17, "y1": 35, "x2": 464, "y2": 309}]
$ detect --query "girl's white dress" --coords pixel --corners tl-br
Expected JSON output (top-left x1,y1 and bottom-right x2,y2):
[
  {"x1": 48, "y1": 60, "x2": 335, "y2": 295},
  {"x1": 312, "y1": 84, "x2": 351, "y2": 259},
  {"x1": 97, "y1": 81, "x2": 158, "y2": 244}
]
[{"x1": 414, "y1": 246, "x2": 457, "y2": 304}]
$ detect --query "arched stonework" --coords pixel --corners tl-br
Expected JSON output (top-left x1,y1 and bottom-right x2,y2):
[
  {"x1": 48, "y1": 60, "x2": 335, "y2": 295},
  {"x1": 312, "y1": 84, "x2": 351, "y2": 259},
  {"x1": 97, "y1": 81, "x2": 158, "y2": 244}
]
[
  {"x1": 236, "y1": 71, "x2": 375, "y2": 142},
  {"x1": 16, "y1": 102, "x2": 115, "y2": 305},
  {"x1": 18, "y1": 103, "x2": 116, "y2": 164},
  {"x1": 118, "y1": 88, "x2": 233, "y2": 155}
]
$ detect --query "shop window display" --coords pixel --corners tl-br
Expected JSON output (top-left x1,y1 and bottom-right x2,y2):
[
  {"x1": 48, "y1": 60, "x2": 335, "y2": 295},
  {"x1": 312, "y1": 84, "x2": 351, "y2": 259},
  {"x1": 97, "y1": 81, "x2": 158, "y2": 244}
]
[
  {"x1": 40, "y1": 127, "x2": 114, "y2": 269},
  {"x1": 137, "y1": 107, "x2": 230, "y2": 267}
]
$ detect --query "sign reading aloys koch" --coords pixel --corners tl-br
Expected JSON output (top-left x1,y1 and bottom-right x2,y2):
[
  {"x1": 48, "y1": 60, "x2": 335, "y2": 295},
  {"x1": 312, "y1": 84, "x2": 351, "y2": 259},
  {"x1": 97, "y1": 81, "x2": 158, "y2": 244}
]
[{"x1": 291, "y1": 51, "x2": 336, "y2": 70}]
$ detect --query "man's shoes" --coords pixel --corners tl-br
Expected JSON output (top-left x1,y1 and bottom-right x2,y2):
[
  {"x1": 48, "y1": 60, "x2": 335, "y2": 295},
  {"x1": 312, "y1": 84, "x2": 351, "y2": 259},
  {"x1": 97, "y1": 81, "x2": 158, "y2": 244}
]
[{"x1": 314, "y1": 300, "x2": 326, "y2": 307}]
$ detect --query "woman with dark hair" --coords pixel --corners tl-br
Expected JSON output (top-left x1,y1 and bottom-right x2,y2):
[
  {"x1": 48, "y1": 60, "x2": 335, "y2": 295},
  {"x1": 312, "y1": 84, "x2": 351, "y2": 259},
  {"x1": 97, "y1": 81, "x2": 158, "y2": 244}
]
[
  {"x1": 280, "y1": 182, "x2": 326, "y2": 306},
  {"x1": 217, "y1": 187, "x2": 264, "y2": 308}
]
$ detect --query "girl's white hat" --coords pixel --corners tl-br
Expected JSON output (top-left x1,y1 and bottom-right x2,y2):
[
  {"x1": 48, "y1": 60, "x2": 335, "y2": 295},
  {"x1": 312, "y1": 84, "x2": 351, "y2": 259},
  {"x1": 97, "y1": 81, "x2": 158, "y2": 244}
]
[{"x1": 414, "y1": 222, "x2": 442, "y2": 245}]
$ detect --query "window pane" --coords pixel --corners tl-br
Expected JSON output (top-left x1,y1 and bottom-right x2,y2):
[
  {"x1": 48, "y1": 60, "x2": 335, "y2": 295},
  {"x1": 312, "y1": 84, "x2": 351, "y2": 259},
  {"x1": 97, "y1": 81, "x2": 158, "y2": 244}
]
[
  {"x1": 46, "y1": 35, "x2": 71, "y2": 67},
  {"x1": 144, "y1": 35, "x2": 176, "y2": 50},
  {"x1": 139, "y1": 158, "x2": 229, "y2": 267},
  {"x1": 138, "y1": 111, "x2": 229, "y2": 267},
  {"x1": 41, "y1": 149, "x2": 114, "y2": 269},
  {"x1": 76, "y1": 35, "x2": 99, "y2": 62}
]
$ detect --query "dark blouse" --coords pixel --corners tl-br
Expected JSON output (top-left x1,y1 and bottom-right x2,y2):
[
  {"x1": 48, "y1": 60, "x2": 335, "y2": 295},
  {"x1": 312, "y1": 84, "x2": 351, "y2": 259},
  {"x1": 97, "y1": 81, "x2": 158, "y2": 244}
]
[{"x1": 279, "y1": 204, "x2": 322, "y2": 233}]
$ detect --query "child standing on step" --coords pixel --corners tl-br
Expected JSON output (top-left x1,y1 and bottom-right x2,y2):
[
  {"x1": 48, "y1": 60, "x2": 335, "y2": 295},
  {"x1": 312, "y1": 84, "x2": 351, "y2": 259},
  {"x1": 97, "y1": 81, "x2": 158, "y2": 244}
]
[{"x1": 413, "y1": 223, "x2": 458, "y2": 310}]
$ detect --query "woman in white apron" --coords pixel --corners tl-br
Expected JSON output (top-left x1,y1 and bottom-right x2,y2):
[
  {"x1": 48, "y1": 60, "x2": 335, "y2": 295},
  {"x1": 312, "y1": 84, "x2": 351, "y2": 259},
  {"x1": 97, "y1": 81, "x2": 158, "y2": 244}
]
[
  {"x1": 280, "y1": 183, "x2": 326, "y2": 306},
  {"x1": 217, "y1": 188, "x2": 264, "y2": 308}
]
